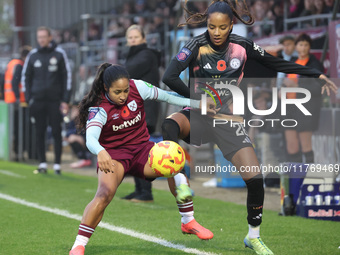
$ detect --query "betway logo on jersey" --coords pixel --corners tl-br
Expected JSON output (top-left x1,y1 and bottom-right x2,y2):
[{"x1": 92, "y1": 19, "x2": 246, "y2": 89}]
[{"x1": 112, "y1": 111, "x2": 141, "y2": 131}]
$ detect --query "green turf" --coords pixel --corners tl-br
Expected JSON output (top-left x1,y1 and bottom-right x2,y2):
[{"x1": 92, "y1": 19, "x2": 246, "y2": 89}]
[{"x1": 0, "y1": 160, "x2": 339, "y2": 255}]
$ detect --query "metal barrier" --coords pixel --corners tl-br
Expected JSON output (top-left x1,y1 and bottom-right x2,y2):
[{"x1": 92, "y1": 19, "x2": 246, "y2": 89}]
[{"x1": 284, "y1": 13, "x2": 340, "y2": 31}]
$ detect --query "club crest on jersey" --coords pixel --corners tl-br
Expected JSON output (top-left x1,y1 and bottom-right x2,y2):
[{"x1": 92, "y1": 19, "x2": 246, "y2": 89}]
[
  {"x1": 50, "y1": 57, "x2": 57, "y2": 65},
  {"x1": 127, "y1": 100, "x2": 137, "y2": 111},
  {"x1": 176, "y1": 47, "x2": 192, "y2": 62},
  {"x1": 88, "y1": 108, "x2": 99, "y2": 120},
  {"x1": 230, "y1": 58, "x2": 241, "y2": 69}
]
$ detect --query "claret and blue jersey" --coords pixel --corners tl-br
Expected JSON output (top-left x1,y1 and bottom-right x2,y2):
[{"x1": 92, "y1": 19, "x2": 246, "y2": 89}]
[{"x1": 85, "y1": 79, "x2": 199, "y2": 155}]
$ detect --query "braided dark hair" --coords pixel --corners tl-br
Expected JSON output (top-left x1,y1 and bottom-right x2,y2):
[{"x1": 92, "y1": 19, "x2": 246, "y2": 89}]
[
  {"x1": 179, "y1": 0, "x2": 254, "y2": 27},
  {"x1": 77, "y1": 63, "x2": 130, "y2": 132}
]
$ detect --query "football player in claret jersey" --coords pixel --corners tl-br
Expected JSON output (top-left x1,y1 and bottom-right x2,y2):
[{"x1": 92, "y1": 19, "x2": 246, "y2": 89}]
[
  {"x1": 161, "y1": 0, "x2": 337, "y2": 254},
  {"x1": 68, "y1": 63, "x2": 216, "y2": 255}
]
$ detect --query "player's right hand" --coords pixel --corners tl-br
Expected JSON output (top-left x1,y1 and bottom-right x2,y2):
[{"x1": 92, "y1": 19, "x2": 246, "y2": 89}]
[
  {"x1": 201, "y1": 97, "x2": 220, "y2": 114},
  {"x1": 97, "y1": 150, "x2": 115, "y2": 174},
  {"x1": 319, "y1": 74, "x2": 338, "y2": 96}
]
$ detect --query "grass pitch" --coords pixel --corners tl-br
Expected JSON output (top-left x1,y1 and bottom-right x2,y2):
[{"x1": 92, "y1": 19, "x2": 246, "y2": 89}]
[{"x1": 0, "y1": 161, "x2": 338, "y2": 255}]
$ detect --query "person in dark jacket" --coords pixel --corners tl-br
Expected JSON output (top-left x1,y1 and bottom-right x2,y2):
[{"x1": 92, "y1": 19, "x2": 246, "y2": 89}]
[
  {"x1": 22, "y1": 26, "x2": 72, "y2": 174},
  {"x1": 121, "y1": 24, "x2": 160, "y2": 203}
]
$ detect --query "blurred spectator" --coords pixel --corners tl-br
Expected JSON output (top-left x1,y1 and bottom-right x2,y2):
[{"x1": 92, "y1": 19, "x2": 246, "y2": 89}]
[
  {"x1": 134, "y1": 16, "x2": 152, "y2": 35},
  {"x1": 117, "y1": 2, "x2": 135, "y2": 33},
  {"x1": 135, "y1": 0, "x2": 148, "y2": 15},
  {"x1": 314, "y1": 0, "x2": 327, "y2": 14},
  {"x1": 249, "y1": 0, "x2": 272, "y2": 36},
  {"x1": 4, "y1": 46, "x2": 31, "y2": 104},
  {"x1": 251, "y1": 0, "x2": 271, "y2": 21},
  {"x1": 107, "y1": 18, "x2": 124, "y2": 38},
  {"x1": 324, "y1": 0, "x2": 335, "y2": 12},
  {"x1": 270, "y1": 1, "x2": 284, "y2": 33},
  {"x1": 122, "y1": 2, "x2": 134, "y2": 15},
  {"x1": 288, "y1": 0, "x2": 305, "y2": 18},
  {"x1": 22, "y1": 26, "x2": 72, "y2": 174},
  {"x1": 62, "y1": 29, "x2": 77, "y2": 43},
  {"x1": 301, "y1": 0, "x2": 316, "y2": 16},
  {"x1": 4, "y1": 45, "x2": 31, "y2": 160},
  {"x1": 52, "y1": 29, "x2": 63, "y2": 44},
  {"x1": 88, "y1": 23, "x2": 101, "y2": 41},
  {"x1": 65, "y1": 105, "x2": 92, "y2": 168},
  {"x1": 120, "y1": 17, "x2": 133, "y2": 32},
  {"x1": 73, "y1": 64, "x2": 94, "y2": 103},
  {"x1": 276, "y1": 35, "x2": 298, "y2": 88},
  {"x1": 300, "y1": 0, "x2": 316, "y2": 27},
  {"x1": 314, "y1": 0, "x2": 328, "y2": 26},
  {"x1": 150, "y1": 7, "x2": 165, "y2": 43}
]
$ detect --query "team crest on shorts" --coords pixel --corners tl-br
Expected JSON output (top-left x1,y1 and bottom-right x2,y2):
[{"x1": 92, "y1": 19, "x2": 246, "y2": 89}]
[
  {"x1": 88, "y1": 108, "x2": 99, "y2": 120},
  {"x1": 176, "y1": 47, "x2": 192, "y2": 62},
  {"x1": 127, "y1": 100, "x2": 137, "y2": 111}
]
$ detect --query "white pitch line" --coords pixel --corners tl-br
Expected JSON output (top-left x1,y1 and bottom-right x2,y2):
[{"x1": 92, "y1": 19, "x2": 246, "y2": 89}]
[
  {"x1": 0, "y1": 170, "x2": 26, "y2": 178},
  {"x1": 0, "y1": 193, "x2": 219, "y2": 255}
]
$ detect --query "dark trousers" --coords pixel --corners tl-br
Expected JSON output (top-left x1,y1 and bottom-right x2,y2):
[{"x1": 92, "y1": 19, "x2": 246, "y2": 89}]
[
  {"x1": 30, "y1": 101, "x2": 62, "y2": 164},
  {"x1": 134, "y1": 176, "x2": 152, "y2": 195}
]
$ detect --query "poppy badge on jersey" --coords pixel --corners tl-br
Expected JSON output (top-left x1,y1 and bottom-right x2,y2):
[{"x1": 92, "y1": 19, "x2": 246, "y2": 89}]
[
  {"x1": 121, "y1": 106, "x2": 130, "y2": 118},
  {"x1": 176, "y1": 47, "x2": 192, "y2": 62}
]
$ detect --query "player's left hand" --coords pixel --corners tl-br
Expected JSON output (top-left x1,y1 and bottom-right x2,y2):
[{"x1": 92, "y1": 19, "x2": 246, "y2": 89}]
[
  {"x1": 319, "y1": 74, "x2": 338, "y2": 96},
  {"x1": 97, "y1": 149, "x2": 115, "y2": 174}
]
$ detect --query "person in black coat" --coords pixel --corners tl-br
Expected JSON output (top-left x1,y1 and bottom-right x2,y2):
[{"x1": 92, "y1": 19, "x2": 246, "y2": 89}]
[
  {"x1": 122, "y1": 24, "x2": 161, "y2": 203},
  {"x1": 22, "y1": 26, "x2": 72, "y2": 174}
]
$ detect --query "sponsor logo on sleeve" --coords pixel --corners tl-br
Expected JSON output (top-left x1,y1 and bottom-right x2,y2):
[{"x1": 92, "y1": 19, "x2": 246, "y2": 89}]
[
  {"x1": 88, "y1": 108, "x2": 99, "y2": 120},
  {"x1": 176, "y1": 47, "x2": 192, "y2": 62},
  {"x1": 144, "y1": 81, "x2": 153, "y2": 88},
  {"x1": 253, "y1": 42, "x2": 264, "y2": 56}
]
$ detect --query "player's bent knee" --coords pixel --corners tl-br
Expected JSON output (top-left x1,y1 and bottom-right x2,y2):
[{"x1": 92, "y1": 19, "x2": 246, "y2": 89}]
[{"x1": 95, "y1": 186, "x2": 116, "y2": 206}]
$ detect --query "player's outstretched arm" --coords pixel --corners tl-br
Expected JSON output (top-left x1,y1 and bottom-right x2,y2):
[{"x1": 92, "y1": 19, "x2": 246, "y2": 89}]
[
  {"x1": 134, "y1": 79, "x2": 217, "y2": 114},
  {"x1": 319, "y1": 74, "x2": 338, "y2": 96},
  {"x1": 158, "y1": 88, "x2": 217, "y2": 114}
]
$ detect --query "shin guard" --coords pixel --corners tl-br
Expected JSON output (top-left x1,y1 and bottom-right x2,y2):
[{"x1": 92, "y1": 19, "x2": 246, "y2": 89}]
[{"x1": 245, "y1": 174, "x2": 264, "y2": 227}]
